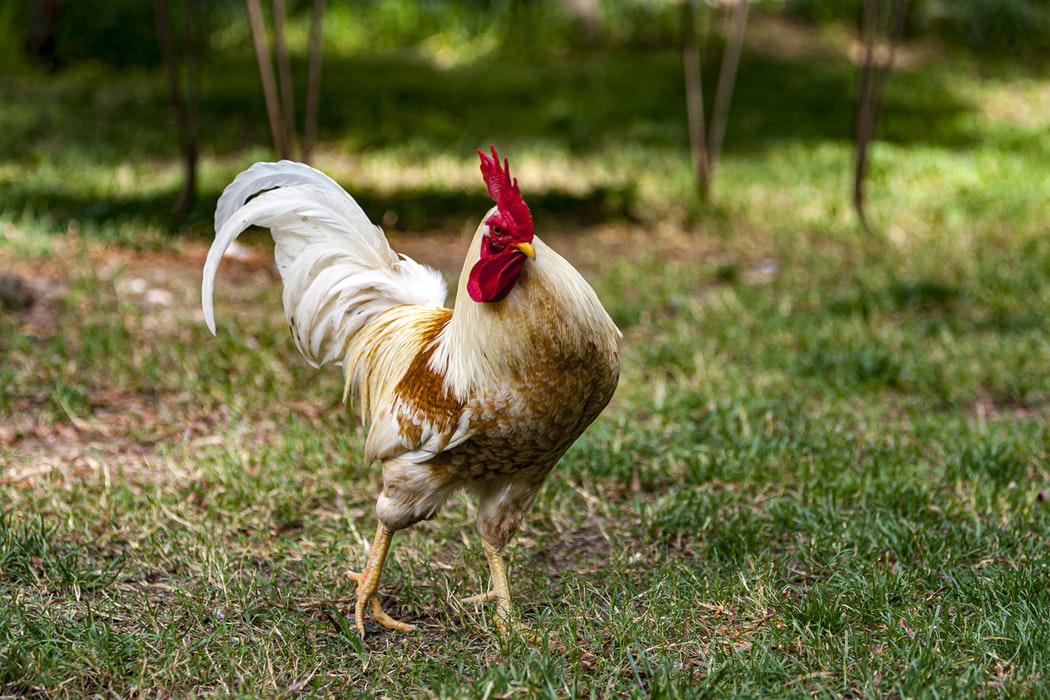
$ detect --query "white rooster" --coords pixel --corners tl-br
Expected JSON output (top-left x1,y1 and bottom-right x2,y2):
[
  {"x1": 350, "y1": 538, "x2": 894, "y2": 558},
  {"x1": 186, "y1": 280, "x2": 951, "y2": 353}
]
[{"x1": 202, "y1": 147, "x2": 620, "y2": 637}]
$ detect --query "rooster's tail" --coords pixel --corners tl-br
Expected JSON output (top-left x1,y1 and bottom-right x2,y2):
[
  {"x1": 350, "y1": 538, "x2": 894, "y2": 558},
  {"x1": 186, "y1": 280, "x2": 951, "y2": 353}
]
[{"x1": 202, "y1": 161, "x2": 448, "y2": 368}]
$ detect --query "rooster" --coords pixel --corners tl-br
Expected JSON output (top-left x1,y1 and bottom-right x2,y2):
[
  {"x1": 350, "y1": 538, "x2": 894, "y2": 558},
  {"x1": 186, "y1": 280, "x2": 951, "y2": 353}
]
[{"x1": 202, "y1": 147, "x2": 620, "y2": 637}]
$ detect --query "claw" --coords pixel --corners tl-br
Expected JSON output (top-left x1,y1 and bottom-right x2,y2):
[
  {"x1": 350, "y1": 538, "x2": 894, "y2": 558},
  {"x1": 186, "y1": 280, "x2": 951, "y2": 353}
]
[{"x1": 349, "y1": 522, "x2": 415, "y2": 636}]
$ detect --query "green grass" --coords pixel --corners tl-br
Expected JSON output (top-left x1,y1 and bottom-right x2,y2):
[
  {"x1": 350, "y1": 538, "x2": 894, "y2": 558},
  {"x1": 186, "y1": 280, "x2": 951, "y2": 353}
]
[{"x1": 3, "y1": 9, "x2": 1050, "y2": 698}]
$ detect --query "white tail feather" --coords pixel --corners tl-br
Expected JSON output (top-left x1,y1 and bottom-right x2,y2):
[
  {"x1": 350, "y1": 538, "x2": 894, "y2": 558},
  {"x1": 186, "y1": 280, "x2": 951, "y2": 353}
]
[{"x1": 202, "y1": 161, "x2": 448, "y2": 368}]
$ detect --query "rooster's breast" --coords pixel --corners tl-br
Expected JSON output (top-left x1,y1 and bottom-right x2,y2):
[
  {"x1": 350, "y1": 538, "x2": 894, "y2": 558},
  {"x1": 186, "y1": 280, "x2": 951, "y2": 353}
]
[{"x1": 442, "y1": 339, "x2": 620, "y2": 485}]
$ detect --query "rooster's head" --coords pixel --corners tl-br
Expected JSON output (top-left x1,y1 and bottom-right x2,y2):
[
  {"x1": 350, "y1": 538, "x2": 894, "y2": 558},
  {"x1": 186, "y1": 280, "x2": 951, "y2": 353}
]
[{"x1": 467, "y1": 146, "x2": 536, "y2": 303}]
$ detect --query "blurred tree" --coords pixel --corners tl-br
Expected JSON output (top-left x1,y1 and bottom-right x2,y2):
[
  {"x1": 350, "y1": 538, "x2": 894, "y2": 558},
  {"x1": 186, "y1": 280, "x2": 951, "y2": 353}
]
[
  {"x1": 933, "y1": 0, "x2": 1050, "y2": 55},
  {"x1": 681, "y1": 0, "x2": 709, "y2": 199},
  {"x1": 26, "y1": 0, "x2": 62, "y2": 72},
  {"x1": 154, "y1": 0, "x2": 200, "y2": 216},
  {"x1": 853, "y1": 0, "x2": 906, "y2": 227},
  {"x1": 302, "y1": 0, "x2": 326, "y2": 162},
  {"x1": 247, "y1": 0, "x2": 290, "y2": 158},
  {"x1": 786, "y1": 0, "x2": 1050, "y2": 59},
  {"x1": 246, "y1": 0, "x2": 326, "y2": 162},
  {"x1": 681, "y1": 0, "x2": 749, "y2": 203},
  {"x1": 54, "y1": 0, "x2": 162, "y2": 68}
]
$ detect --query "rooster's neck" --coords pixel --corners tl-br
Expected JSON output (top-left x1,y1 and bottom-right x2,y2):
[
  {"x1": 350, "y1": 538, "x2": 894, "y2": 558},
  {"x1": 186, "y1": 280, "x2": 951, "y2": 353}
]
[{"x1": 430, "y1": 223, "x2": 619, "y2": 401}]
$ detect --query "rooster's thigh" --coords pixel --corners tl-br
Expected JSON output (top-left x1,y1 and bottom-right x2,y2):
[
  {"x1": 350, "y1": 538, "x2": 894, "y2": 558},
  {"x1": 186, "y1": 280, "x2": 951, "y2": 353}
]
[
  {"x1": 473, "y1": 477, "x2": 543, "y2": 550},
  {"x1": 374, "y1": 458, "x2": 459, "y2": 531}
]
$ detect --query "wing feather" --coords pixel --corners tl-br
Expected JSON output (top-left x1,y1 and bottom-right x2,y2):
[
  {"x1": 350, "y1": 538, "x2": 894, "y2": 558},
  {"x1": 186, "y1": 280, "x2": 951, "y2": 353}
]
[{"x1": 343, "y1": 305, "x2": 474, "y2": 465}]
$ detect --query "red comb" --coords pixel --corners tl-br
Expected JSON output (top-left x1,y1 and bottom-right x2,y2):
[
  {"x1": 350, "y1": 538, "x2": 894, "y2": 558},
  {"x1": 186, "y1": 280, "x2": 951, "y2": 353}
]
[{"x1": 478, "y1": 145, "x2": 533, "y2": 234}]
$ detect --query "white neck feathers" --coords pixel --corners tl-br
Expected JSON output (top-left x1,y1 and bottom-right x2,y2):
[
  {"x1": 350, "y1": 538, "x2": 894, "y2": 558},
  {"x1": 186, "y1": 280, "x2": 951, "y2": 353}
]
[{"x1": 429, "y1": 220, "x2": 620, "y2": 399}]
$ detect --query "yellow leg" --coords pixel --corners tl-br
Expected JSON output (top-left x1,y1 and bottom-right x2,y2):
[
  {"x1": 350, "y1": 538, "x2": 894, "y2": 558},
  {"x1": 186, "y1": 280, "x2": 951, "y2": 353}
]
[
  {"x1": 347, "y1": 521, "x2": 416, "y2": 637},
  {"x1": 460, "y1": 539, "x2": 515, "y2": 635}
]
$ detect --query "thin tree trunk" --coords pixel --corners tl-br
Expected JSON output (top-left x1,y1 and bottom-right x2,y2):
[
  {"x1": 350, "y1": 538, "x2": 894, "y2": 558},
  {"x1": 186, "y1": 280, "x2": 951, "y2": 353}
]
[
  {"x1": 708, "y1": 0, "x2": 748, "y2": 173},
  {"x1": 28, "y1": 0, "x2": 62, "y2": 72},
  {"x1": 182, "y1": 0, "x2": 199, "y2": 213},
  {"x1": 302, "y1": 0, "x2": 326, "y2": 163},
  {"x1": 853, "y1": 0, "x2": 878, "y2": 225},
  {"x1": 853, "y1": 0, "x2": 906, "y2": 228},
  {"x1": 272, "y1": 0, "x2": 297, "y2": 157},
  {"x1": 153, "y1": 0, "x2": 197, "y2": 216},
  {"x1": 681, "y1": 0, "x2": 709, "y2": 201},
  {"x1": 872, "y1": 0, "x2": 907, "y2": 125},
  {"x1": 246, "y1": 0, "x2": 290, "y2": 158}
]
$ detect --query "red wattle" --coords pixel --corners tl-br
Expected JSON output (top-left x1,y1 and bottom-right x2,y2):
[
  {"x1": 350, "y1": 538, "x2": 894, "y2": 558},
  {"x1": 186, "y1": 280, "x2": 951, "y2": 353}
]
[{"x1": 467, "y1": 249, "x2": 527, "y2": 303}]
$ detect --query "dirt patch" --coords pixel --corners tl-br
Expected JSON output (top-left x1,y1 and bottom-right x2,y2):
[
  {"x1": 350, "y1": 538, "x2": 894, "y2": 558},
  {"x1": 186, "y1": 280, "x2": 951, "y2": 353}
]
[{"x1": 529, "y1": 520, "x2": 617, "y2": 575}]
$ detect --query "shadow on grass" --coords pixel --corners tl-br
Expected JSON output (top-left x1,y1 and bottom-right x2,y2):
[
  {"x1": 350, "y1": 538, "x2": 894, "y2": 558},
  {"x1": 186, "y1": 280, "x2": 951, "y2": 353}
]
[
  {"x1": 7, "y1": 181, "x2": 638, "y2": 237},
  {"x1": 824, "y1": 278, "x2": 964, "y2": 318},
  {"x1": 823, "y1": 276, "x2": 1047, "y2": 336},
  {"x1": 1, "y1": 29, "x2": 980, "y2": 235}
]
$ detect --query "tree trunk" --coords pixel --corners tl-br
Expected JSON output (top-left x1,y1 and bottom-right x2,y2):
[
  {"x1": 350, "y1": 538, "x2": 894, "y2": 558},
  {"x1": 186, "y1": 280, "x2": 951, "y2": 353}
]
[
  {"x1": 181, "y1": 0, "x2": 200, "y2": 215},
  {"x1": 302, "y1": 0, "x2": 326, "y2": 163},
  {"x1": 153, "y1": 0, "x2": 198, "y2": 217},
  {"x1": 853, "y1": 0, "x2": 906, "y2": 228},
  {"x1": 246, "y1": 0, "x2": 290, "y2": 158},
  {"x1": 682, "y1": 0, "x2": 749, "y2": 204},
  {"x1": 27, "y1": 0, "x2": 62, "y2": 72},
  {"x1": 272, "y1": 0, "x2": 297, "y2": 157},
  {"x1": 853, "y1": 0, "x2": 877, "y2": 225},
  {"x1": 681, "y1": 0, "x2": 709, "y2": 201},
  {"x1": 708, "y1": 0, "x2": 748, "y2": 173}
]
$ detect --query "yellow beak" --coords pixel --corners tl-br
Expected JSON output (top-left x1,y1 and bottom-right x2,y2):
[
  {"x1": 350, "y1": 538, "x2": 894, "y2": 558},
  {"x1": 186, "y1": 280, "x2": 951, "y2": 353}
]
[{"x1": 515, "y1": 241, "x2": 536, "y2": 259}]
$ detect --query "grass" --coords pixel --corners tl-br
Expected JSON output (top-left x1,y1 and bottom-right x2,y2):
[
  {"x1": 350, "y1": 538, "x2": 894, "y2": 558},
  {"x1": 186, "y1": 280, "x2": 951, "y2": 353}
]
[{"x1": 3, "y1": 8, "x2": 1050, "y2": 698}]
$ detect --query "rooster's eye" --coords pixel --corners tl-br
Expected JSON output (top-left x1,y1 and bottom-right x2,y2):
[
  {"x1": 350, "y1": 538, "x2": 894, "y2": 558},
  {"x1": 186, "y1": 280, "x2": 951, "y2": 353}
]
[{"x1": 492, "y1": 226, "x2": 503, "y2": 235}]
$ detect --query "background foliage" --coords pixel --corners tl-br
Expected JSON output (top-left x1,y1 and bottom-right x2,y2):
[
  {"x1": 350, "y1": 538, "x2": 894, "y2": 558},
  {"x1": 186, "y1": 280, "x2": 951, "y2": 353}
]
[{"x1": 4, "y1": 0, "x2": 1049, "y2": 75}]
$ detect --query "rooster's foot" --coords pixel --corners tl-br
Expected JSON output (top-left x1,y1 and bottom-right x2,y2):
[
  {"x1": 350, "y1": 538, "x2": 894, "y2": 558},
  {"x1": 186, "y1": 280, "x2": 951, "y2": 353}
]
[
  {"x1": 462, "y1": 539, "x2": 540, "y2": 638},
  {"x1": 348, "y1": 522, "x2": 416, "y2": 637},
  {"x1": 347, "y1": 569, "x2": 417, "y2": 634}
]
